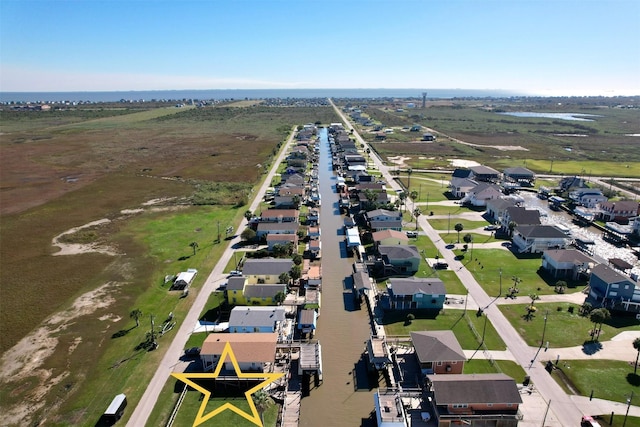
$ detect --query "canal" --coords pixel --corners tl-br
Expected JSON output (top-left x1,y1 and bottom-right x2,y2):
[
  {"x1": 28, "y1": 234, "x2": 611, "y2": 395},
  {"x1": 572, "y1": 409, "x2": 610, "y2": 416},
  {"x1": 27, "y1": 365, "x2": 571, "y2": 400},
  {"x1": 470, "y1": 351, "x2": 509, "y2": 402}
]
[{"x1": 298, "y1": 127, "x2": 377, "y2": 426}]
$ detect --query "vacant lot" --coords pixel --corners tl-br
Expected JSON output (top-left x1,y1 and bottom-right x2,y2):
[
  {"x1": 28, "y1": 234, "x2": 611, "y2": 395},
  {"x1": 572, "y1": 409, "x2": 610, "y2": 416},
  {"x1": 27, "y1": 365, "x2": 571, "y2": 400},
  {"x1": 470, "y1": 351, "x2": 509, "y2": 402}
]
[{"x1": 0, "y1": 104, "x2": 339, "y2": 425}]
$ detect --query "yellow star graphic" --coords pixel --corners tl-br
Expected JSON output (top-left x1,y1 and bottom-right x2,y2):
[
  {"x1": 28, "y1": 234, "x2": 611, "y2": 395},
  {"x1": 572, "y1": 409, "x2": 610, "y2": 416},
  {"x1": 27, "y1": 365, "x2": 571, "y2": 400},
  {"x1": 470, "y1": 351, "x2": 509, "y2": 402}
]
[{"x1": 172, "y1": 341, "x2": 284, "y2": 427}]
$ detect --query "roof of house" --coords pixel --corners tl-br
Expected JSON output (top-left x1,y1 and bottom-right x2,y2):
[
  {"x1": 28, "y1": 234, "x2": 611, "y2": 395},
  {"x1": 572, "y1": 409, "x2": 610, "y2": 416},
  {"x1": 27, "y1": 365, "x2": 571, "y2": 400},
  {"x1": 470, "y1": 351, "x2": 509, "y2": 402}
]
[
  {"x1": 609, "y1": 258, "x2": 634, "y2": 271},
  {"x1": 201, "y1": 333, "x2": 278, "y2": 363},
  {"x1": 378, "y1": 245, "x2": 420, "y2": 260},
  {"x1": 260, "y1": 209, "x2": 299, "y2": 219},
  {"x1": 229, "y1": 306, "x2": 286, "y2": 328},
  {"x1": 452, "y1": 169, "x2": 473, "y2": 179},
  {"x1": 370, "y1": 220, "x2": 403, "y2": 230},
  {"x1": 243, "y1": 283, "x2": 287, "y2": 299},
  {"x1": 410, "y1": 331, "x2": 466, "y2": 363},
  {"x1": 367, "y1": 208, "x2": 400, "y2": 219},
  {"x1": 506, "y1": 207, "x2": 541, "y2": 226},
  {"x1": 504, "y1": 166, "x2": 535, "y2": 177},
  {"x1": 353, "y1": 270, "x2": 372, "y2": 291},
  {"x1": 450, "y1": 177, "x2": 478, "y2": 189},
  {"x1": 516, "y1": 225, "x2": 567, "y2": 238},
  {"x1": 543, "y1": 249, "x2": 595, "y2": 264},
  {"x1": 429, "y1": 373, "x2": 522, "y2": 405},
  {"x1": 256, "y1": 222, "x2": 299, "y2": 232},
  {"x1": 389, "y1": 277, "x2": 446, "y2": 296},
  {"x1": 600, "y1": 201, "x2": 640, "y2": 212},
  {"x1": 591, "y1": 264, "x2": 637, "y2": 285},
  {"x1": 266, "y1": 234, "x2": 298, "y2": 242},
  {"x1": 487, "y1": 198, "x2": 517, "y2": 211},
  {"x1": 299, "y1": 309, "x2": 317, "y2": 325},
  {"x1": 226, "y1": 276, "x2": 247, "y2": 291},
  {"x1": 242, "y1": 258, "x2": 294, "y2": 276},
  {"x1": 371, "y1": 229, "x2": 409, "y2": 242},
  {"x1": 469, "y1": 165, "x2": 500, "y2": 176},
  {"x1": 470, "y1": 182, "x2": 501, "y2": 195}
]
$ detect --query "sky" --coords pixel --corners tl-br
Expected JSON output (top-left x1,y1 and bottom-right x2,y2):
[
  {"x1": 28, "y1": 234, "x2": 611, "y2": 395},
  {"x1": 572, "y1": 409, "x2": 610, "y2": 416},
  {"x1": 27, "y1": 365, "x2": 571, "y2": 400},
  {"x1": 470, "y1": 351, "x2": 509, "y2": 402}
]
[{"x1": 1, "y1": 0, "x2": 639, "y2": 96}]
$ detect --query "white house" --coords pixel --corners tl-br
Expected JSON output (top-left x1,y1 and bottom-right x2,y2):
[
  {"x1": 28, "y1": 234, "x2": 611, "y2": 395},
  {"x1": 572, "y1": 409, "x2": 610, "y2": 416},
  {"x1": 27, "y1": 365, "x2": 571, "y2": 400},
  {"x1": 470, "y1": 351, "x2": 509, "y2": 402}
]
[{"x1": 512, "y1": 225, "x2": 569, "y2": 253}]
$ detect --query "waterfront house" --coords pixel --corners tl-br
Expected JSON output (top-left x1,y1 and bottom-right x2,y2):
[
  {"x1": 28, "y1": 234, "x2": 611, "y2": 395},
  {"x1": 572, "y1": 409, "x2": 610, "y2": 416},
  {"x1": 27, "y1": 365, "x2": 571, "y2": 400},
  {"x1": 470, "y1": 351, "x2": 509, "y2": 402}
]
[
  {"x1": 569, "y1": 188, "x2": 607, "y2": 208},
  {"x1": 242, "y1": 258, "x2": 294, "y2": 284},
  {"x1": 228, "y1": 306, "x2": 286, "y2": 333},
  {"x1": 410, "y1": 331, "x2": 466, "y2": 375},
  {"x1": 266, "y1": 233, "x2": 298, "y2": 252},
  {"x1": 503, "y1": 167, "x2": 535, "y2": 186},
  {"x1": 384, "y1": 277, "x2": 446, "y2": 310},
  {"x1": 598, "y1": 201, "x2": 640, "y2": 224},
  {"x1": 485, "y1": 198, "x2": 517, "y2": 224},
  {"x1": 461, "y1": 182, "x2": 503, "y2": 207},
  {"x1": 425, "y1": 373, "x2": 523, "y2": 427},
  {"x1": 500, "y1": 206, "x2": 541, "y2": 231},
  {"x1": 541, "y1": 249, "x2": 595, "y2": 280},
  {"x1": 371, "y1": 229, "x2": 409, "y2": 247},
  {"x1": 511, "y1": 225, "x2": 569, "y2": 253},
  {"x1": 449, "y1": 177, "x2": 478, "y2": 199},
  {"x1": 588, "y1": 264, "x2": 640, "y2": 313},
  {"x1": 298, "y1": 309, "x2": 317, "y2": 335},
  {"x1": 469, "y1": 165, "x2": 500, "y2": 183},
  {"x1": 367, "y1": 208, "x2": 403, "y2": 231},
  {"x1": 259, "y1": 209, "x2": 299, "y2": 223},
  {"x1": 377, "y1": 245, "x2": 421, "y2": 275},
  {"x1": 200, "y1": 333, "x2": 278, "y2": 373},
  {"x1": 256, "y1": 222, "x2": 299, "y2": 239}
]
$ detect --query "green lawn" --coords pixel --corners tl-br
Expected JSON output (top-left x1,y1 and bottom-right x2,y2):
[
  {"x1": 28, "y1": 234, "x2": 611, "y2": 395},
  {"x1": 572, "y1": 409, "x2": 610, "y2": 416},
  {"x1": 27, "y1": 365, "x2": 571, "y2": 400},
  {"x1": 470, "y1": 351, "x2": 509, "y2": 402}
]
[
  {"x1": 499, "y1": 302, "x2": 640, "y2": 347},
  {"x1": 463, "y1": 359, "x2": 527, "y2": 384},
  {"x1": 437, "y1": 270, "x2": 468, "y2": 295},
  {"x1": 383, "y1": 310, "x2": 506, "y2": 351},
  {"x1": 428, "y1": 218, "x2": 489, "y2": 231},
  {"x1": 552, "y1": 359, "x2": 640, "y2": 405}
]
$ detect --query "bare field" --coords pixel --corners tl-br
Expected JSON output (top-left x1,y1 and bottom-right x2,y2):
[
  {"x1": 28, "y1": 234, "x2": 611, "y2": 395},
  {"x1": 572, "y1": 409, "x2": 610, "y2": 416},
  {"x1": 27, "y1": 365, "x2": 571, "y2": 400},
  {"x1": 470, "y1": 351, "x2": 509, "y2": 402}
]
[{"x1": 0, "y1": 104, "x2": 339, "y2": 425}]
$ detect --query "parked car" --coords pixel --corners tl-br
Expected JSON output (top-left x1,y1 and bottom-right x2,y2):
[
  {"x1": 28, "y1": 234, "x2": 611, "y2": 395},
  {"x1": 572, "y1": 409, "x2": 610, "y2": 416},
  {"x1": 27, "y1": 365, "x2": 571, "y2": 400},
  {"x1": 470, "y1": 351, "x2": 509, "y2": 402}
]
[
  {"x1": 484, "y1": 224, "x2": 499, "y2": 231},
  {"x1": 228, "y1": 270, "x2": 241, "y2": 276},
  {"x1": 581, "y1": 416, "x2": 602, "y2": 427},
  {"x1": 406, "y1": 231, "x2": 418, "y2": 238}
]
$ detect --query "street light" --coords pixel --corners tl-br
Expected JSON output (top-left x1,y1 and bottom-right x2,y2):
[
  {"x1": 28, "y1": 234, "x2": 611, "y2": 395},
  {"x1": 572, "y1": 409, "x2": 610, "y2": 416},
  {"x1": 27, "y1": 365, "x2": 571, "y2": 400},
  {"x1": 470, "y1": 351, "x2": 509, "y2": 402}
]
[
  {"x1": 529, "y1": 310, "x2": 549, "y2": 368},
  {"x1": 624, "y1": 391, "x2": 634, "y2": 427}
]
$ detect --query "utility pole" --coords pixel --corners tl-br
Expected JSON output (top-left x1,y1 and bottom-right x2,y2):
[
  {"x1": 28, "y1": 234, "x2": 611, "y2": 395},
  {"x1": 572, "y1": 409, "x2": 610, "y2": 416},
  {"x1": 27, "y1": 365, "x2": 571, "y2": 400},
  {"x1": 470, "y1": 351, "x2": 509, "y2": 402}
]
[
  {"x1": 499, "y1": 268, "x2": 503, "y2": 297},
  {"x1": 541, "y1": 399, "x2": 551, "y2": 427},
  {"x1": 217, "y1": 221, "x2": 220, "y2": 244}
]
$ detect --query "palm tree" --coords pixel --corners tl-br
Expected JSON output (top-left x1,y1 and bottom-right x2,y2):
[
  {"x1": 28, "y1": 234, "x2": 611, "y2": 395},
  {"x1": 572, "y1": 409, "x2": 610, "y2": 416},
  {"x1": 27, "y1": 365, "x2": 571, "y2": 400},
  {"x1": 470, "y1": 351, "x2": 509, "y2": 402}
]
[
  {"x1": 244, "y1": 210, "x2": 253, "y2": 222},
  {"x1": 274, "y1": 291, "x2": 286, "y2": 306},
  {"x1": 279, "y1": 272, "x2": 290, "y2": 286},
  {"x1": 554, "y1": 280, "x2": 567, "y2": 294},
  {"x1": 413, "y1": 207, "x2": 422, "y2": 230},
  {"x1": 398, "y1": 192, "x2": 407, "y2": 212},
  {"x1": 454, "y1": 223, "x2": 464, "y2": 243},
  {"x1": 130, "y1": 308, "x2": 142, "y2": 327},
  {"x1": 508, "y1": 221, "x2": 517, "y2": 237},
  {"x1": 407, "y1": 167, "x2": 413, "y2": 192},
  {"x1": 463, "y1": 233, "x2": 473, "y2": 258},
  {"x1": 252, "y1": 389, "x2": 272, "y2": 426},
  {"x1": 589, "y1": 308, "x2": 610, "y2": 341},
  {"x1": 189, "y1": 241, "x2": 198, "y2": 256},
  {"x1": 633, "y1": 337, "x2": 640, "y2": 374}
]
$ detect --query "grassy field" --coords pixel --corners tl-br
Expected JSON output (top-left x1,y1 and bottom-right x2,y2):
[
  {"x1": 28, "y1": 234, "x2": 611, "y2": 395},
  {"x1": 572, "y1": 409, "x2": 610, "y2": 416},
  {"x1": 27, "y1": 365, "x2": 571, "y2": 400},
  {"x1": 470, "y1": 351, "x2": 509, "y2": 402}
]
[
  {"x1": 463, "y1": 359, "x2": 527, "y2": 384},
  {"x1": 551, "y1": 360, "x2": 640, "y2": 404},
  {"x1": 499, "y1": 302, "x2": 640, "y2": 347},
  {"x1": 383, "y1": 309, "x2": 506, "y2": 351},
  {"x1": 0, "y1": 104, "x2": 340, "y2": 425}
]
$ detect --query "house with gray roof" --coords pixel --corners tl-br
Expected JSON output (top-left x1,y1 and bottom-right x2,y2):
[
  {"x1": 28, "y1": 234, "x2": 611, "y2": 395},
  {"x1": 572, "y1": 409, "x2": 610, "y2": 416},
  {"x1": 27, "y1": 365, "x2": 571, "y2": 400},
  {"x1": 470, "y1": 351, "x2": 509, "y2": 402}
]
[
  {"x1": 241, "y1": 258, "x2": 294, "y2": 284},
  {"x1": 449, "y1": 177, "x2": 478, "y2": 199},
  {"x1": 377, "y1": 245, "x2": 421, "y2": 275},
  {"x1": 486, "y1": 198, "x2": 517, "y2": 223},
  {"x1": 500, "y1": 206, "x2": 541, "y2": 231},
  {"x1": 425, "y1": 373, "x2": 522, "y2": 426},
  {"x1": 255, "y1": 222, "x2": 299, "y2": 239},
  {"x1": 588, "y1": 264, "x2": 640, "y2": 313},
  {"x1": 512, "y1": 225, "x2": 569, "y2": 253},
  {"x1": 410, "y1": 331, "x2": 466, "y2": 375},
  {"x1": 541, "y1": 249, "x2": 595, "y2": 280},
  {"x1": 503, "y1": 166, "x2": 535, "y2": 186},
  {"x1": 384, "y1": 277, "x2": 446, "y2": 310},
  {"x1": 228, "y1": 306, "x2": 286, "y2": 333},
  {"x1": 461, "y1": 182, "x2": 503, "y2": 207},
  {"x1": 469, "y1": 165, "x2": 500, "y2": 182}
]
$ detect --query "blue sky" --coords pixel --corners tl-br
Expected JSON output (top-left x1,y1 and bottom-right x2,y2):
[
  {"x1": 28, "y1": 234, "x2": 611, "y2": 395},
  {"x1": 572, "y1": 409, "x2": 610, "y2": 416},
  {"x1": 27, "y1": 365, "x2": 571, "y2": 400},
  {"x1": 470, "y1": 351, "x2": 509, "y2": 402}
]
[{"x1": 1, "y1": 0, "x2": 639, "y2": 95}]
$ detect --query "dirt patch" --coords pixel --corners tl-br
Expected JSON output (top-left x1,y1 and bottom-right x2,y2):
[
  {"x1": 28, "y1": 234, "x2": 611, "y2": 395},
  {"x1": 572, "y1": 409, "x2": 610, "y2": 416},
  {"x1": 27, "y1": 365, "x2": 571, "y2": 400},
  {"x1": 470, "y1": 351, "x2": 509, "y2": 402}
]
[
  {"x1": 0, "y1": 282, "x2": 120, "y2": 426},
  {"x1": 388, "y1": 156, "x2": 412, "y2": 167},
  {"x1": 51, "y1": 219, "x2": 117, "y2": 256}
]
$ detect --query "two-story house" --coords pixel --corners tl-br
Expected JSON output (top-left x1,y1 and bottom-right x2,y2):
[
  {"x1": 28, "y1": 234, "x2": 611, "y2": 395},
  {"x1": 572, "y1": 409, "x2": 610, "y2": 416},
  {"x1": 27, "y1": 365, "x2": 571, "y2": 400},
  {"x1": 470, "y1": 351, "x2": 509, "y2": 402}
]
[
  {"x1": 512, "y1": 225, "x2": 569, "y2": 253},
  {"x1": 541, "y1": 249, "x2": 596, "y2": 281},
  {"x1": 377, "y1": 245, "x2": 421, "y2": 275},
  {"x1": 588, "y1": 264, "x2": 640, "y2": 313},
  {"x1": 228, "y1": 306, "x2": 286, "y2": 333},
  {"x1": 598, "y1": 201, "x2": 639, "y2": 224},
  {"x1": 384, "y1": 277, "x2": 446, "y2": 310},
  {"x1": 200, "y1": 332, "x2": 278, "y2": 373},
  {"x1": 411, "y1": 331, "x2": 466, "y2": 375}
]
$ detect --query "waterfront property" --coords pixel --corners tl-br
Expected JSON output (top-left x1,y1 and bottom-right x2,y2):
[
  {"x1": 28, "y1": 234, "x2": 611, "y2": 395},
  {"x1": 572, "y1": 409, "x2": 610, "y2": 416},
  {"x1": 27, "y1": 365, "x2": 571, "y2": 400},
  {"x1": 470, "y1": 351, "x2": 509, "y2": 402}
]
[
  {"x1": 540, "y1": 249, "x2": 595, "y2": 281},
  {"x1": 410, "y1": 331, "x2": 466, "y2": 375},
  {"x1": 382, "y1": 277, "x2": 446, "y2": 310},
  {"x1": 228, "y1": 306, "x2": 286, "y2": 334},
  {"x1": 200, "y1": 333, "x2": 278, "y2": 373},
  {"x1": 587, "y1": 264, "x2": 640, "y2": 313}
]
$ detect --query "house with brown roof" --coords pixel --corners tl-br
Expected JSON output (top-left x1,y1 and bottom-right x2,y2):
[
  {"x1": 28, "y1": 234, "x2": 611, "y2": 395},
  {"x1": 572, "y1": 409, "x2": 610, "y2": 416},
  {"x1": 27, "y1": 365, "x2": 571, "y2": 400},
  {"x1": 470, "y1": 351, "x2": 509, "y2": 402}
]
[
  {"x1": 371, "y1": 229, "x2": 409, "y2": 247},
  {"x1": 410, "y1": 331, "x2": 466, "y2": 375},
  {"x1": 598, "y1": 200, "x2": 640, "y2": 224},
  {"x1": 200, "y1": 332, "x2": 278, "y2": 373},
  {"x1": 425, "y1": 373, "x2": 523, "y2": 426},
  {"x1": 266, "y1": 233, "x2": 298, "y2": 252},
  {"x1": 259, "y1": 209, "x2": 299, "y2": 223}
]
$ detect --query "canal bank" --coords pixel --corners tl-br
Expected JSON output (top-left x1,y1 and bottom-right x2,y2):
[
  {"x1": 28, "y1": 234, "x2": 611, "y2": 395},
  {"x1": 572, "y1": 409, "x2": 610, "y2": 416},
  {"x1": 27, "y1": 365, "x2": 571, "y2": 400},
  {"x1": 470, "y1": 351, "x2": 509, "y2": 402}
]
[{"x1": 298, "y1": 127, "x2": 377, "y2": 426}]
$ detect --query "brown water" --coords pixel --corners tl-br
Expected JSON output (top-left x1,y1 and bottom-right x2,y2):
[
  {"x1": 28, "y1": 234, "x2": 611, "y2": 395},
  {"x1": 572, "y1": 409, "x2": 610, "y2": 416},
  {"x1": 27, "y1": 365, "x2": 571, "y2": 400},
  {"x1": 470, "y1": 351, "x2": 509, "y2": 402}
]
[{"x1": 298, "y1": 128, "x2": 376, "y2": 426}]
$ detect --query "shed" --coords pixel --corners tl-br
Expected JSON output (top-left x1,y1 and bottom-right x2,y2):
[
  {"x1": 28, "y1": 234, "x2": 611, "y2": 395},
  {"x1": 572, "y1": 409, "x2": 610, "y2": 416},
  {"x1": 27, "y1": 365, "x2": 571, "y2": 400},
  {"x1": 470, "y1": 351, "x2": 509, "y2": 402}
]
[{"x1": 104, "y1": 393, "x2": 127, "y2": 421}]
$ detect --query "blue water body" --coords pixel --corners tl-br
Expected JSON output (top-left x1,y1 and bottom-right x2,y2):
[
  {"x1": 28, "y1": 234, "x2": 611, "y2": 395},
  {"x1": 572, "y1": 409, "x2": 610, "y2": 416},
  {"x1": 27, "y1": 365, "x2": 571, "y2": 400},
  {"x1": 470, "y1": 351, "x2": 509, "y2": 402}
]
[
  {"x1": 497, "y1": 111, "x2": 601, "y2": 121},
  {"x1": 0, "y1": 88, "x2": 523, "y2": 103}
]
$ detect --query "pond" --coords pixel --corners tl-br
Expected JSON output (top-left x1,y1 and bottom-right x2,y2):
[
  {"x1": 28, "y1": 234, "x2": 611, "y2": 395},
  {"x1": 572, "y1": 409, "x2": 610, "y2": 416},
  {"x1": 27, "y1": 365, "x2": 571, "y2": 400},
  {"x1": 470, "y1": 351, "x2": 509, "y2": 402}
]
[{"x1": 497, "y1": 112, "x2": 601, "y2": 122}]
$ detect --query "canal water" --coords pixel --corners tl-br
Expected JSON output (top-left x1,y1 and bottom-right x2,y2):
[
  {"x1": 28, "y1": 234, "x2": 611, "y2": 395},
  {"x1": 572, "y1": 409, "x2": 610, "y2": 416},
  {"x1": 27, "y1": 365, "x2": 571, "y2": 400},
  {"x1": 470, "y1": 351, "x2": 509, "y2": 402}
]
[{"x1": 298, "y1": 128, "x2": 377, "y2": 426}]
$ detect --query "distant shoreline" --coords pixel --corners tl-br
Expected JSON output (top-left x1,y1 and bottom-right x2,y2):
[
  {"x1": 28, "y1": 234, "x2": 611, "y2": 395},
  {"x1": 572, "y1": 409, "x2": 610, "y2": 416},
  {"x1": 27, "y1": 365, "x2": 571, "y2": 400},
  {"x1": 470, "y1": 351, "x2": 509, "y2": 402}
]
[{"x1": 0, "y1": 88, "x2": 529, "y2": 103}]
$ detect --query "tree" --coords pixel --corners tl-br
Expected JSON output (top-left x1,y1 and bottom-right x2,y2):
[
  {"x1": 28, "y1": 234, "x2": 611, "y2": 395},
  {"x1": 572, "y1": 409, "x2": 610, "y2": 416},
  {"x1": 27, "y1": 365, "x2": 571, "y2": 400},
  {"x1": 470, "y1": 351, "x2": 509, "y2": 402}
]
[
  {"x1": 292, "y1": 195, "x2": 301, "y2": 209},
  {"x1": 407, "y1": 168, "x2": 413, "y2": 192},
  {"x1": 363, "y1": 189, "x2": 378, "y2": 210},
  {"x1": 463, "y1": 233, "x2": 473, "y2": 258},
  {"x1": 189, "y1": 241, "x2": 198, "y2": 256},
  {"x1": 508, "y1": 221, "x2": 517, "y2": 237},
  {"x1": 409, "y1": 190, "x2": 419, "y2": 202},
  {"x1": 130, "y1": 308, "x2": 142, "y2": 328},
  {"x1": 244, "y1": 210, "x2": 253, "y2": 222},
  {"x1": 413, "y1": 207, "x2": 422, "y2": 230},
  {"x1": 454, "y1": 223, "x2": 464, "y2": 243},
  {"x1": 589, "y1": 308, "x2": 611, "y2": 341},
  {"x1": 554, "y1": 280, "x2": 567, "y2": 294},
  {"x1": 406, "y1": 313, "x2": 415, "y2": 325},
  {"x1": 279, "y1": 272, "x2": 290, "y2": 286},
  {"x1": 398, "y1": 191, "x2": 407, "y2": 213},
  {"x1": 252, "y1": 389, "x2": 273, "y2": 427},
  {"x1": 524, "y1": 293, "x2": 539, "y2": 320},
  {"x1": 292, "y1": 254, "x2": 303, "y2": 266},
  {"x1": 289, "y1": 265, "x2": 302, "y2": 283},
  {"x1": 274, "y1": 291, "x2": 286, "y2": 306},
  {"x1": 241, "y1": 227, "x2": 256, "y2": 242},
  {"x1": 633, "y1": 337, "x2": 640, "y2": 375},
  {"x1": 580, "y1": 301, "x2": 593, "y2": 316}
]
